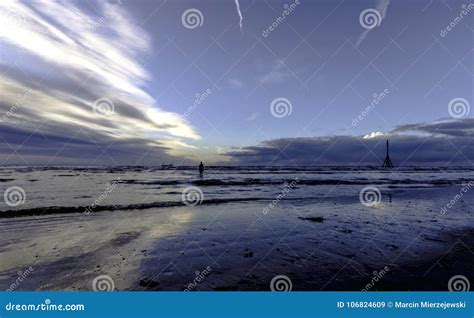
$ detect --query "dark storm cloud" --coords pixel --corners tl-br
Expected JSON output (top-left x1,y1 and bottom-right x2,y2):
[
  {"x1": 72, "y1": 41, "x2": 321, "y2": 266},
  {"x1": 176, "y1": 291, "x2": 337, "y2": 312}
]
[
  {"x1": 0, "y1": 125, "x2": 180, "y2": 166},
  {"x1": 227, "y1": 119, "x2": 474, "y2": 166},
  {"x1": 393, "y1": 119, "x2": 474, "y2": 138}
]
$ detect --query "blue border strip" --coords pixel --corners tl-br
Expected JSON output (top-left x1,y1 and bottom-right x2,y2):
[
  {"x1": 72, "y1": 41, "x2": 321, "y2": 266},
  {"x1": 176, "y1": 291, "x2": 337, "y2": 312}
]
[{"x1": 1, "y1": 292, "x2": 472, "y2": 317}]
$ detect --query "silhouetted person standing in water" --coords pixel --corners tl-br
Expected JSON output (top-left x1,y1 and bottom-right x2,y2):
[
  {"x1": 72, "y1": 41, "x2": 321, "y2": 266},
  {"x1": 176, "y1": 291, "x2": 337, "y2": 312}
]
[{"x1": 199, "y1": 161, "x2": 204, "y2": 176}]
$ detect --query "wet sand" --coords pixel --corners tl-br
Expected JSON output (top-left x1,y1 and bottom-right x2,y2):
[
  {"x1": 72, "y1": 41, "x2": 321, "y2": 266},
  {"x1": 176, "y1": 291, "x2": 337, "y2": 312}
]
[{"x1": 0, "y1": 186, "x2": 472, "y2": 291}]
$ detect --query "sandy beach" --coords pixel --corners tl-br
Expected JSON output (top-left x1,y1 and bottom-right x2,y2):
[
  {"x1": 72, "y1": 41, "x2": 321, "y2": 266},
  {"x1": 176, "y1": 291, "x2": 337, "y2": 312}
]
[{"x1": 1, "y1": 167, "x2": 472, "y2": 291}]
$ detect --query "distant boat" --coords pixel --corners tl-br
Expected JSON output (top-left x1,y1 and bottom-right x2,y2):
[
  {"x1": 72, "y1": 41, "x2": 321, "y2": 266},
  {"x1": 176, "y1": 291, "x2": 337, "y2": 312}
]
[{"x1": 161, "y1": 164, "x2": 174, "y2": 169}]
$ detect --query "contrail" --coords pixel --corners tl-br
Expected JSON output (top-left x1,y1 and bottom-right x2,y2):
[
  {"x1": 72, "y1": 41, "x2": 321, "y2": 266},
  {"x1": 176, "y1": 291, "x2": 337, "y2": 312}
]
[{"x1": 234, "y1": 0, "x2": 243, "y2": 32}]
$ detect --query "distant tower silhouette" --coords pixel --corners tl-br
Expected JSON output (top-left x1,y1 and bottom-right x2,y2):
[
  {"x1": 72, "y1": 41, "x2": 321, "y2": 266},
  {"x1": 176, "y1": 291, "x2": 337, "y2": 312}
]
[{"x1": 382, "y1": 139, "x2": 394, "y2": 169}]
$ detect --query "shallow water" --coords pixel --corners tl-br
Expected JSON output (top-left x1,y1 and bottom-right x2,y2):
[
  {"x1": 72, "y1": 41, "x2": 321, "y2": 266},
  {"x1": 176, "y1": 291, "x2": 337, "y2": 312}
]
[
  {"x1": 1, "y1": 166, "x2": 473, "y2": 215},
  {"x1": 0, "y1": 166, "x2": 473, "y2": 291}
]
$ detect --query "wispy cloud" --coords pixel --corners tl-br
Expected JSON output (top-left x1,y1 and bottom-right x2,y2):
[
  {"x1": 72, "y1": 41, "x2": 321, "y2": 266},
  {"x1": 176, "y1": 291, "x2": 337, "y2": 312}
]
[
  {"x1": 0, "y1": 0, "x2": 199, "y2": 163},
  {"x1": 258, "y1": 59, "x2": 295, "y2": 84},
  {"x1": 246, "y1": 112, "x2": 260, "y2": 121},
  {"x1": 228, "y1": 78, "x2": 244, "y2": 89},
  {"x1": 363, "y1": 131, "x2": 385, "y2": 139}
]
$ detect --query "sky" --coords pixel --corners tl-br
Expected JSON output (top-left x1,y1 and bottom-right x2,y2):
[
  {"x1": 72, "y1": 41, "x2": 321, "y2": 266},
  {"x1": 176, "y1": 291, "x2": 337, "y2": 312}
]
[{"x1": 0, "y1": 0, "x2": 472, "y2": 166}]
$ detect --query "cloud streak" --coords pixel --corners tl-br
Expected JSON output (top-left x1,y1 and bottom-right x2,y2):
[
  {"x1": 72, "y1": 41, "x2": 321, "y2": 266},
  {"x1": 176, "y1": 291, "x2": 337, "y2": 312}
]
[{"x1": 0, "y1": 0, "x2": 199, "y2": 165}]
